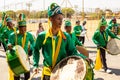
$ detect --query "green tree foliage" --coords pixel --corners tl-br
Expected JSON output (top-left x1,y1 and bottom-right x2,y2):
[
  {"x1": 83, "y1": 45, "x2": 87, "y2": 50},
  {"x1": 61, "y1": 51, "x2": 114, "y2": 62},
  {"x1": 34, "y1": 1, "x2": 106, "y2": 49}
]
[
  {"x1": 6, "y1": 10, "x2": 16, "y2": 19},
  {"x1": 62, "y1": 8, "x2": 75, "y2": 18},
  {"x1": 16, "y1": 10, "x2": 29, "y2": 18}
]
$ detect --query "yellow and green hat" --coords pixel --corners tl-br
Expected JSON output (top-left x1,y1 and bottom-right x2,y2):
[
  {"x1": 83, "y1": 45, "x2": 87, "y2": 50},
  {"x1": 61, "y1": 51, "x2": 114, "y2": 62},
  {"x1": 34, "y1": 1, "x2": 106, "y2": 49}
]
[
  {"x1": 65, "y1": 20, "x2": 71, "y2": 27},
  {"x1": 98, "y1": 16, "x2": 107, "y2": 29},
  {"x1": 18, "y1": 20, "x2": 26, "y2": 27},
  {"x1": 48, "y1": 3, "x2": 63, "y2": 17},
  {"x1": 6, "y1": 17, "x2": 12, "y2": 22}
]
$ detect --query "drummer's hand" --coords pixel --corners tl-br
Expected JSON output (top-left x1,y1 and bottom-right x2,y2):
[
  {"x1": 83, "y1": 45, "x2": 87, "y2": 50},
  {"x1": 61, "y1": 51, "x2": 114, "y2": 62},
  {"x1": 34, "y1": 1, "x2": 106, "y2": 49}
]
[
  {"x1": 33, "y1": 67, "x2": 39, "y2": 74},
  {"x1": 85, "y1": 58, "x2": 93, "y2": 64}
]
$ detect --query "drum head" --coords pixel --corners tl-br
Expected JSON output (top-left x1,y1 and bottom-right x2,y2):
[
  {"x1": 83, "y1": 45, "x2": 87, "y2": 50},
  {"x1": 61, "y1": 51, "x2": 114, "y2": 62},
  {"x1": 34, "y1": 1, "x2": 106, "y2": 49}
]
[
  {"x1": 50, "y1": 56, "x2": 86, "y2": 80},
  {"x1": 15, "y1": 45, "x2": 30, "y2": 71},
  {"x1": 107, "y1": 39, "x2": 120, "y2": 55}
]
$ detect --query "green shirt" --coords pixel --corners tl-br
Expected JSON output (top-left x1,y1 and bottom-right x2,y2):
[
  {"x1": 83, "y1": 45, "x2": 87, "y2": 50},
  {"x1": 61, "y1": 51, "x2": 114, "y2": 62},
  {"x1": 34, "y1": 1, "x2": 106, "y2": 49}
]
[
  {"x1": 69, "y1": 32, "x2": 82, "y2": 46},
  {"x1": 92, "y1": 29, "x2": 119, "y2": 47},
  {"x1": 33, "y1": 31, "x2": 86, "y2": 68},
  {"x1": 107, "y1": 23, "x2": 119, "y2": 30},
  {"x1": 8, "y1": 32, "x2": 35, "y2": 54},
  {"x1": 74, "y1": 25, "x2": 82, "y2": 36},
  {"x1": 0, "y1": 25, "x2": 7, "y2": 42}
]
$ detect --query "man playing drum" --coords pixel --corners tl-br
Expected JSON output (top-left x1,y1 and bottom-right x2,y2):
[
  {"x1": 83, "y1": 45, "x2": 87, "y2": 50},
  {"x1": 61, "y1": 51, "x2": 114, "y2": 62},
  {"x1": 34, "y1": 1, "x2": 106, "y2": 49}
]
[
  {"x1": 64, "y1": 20, "x2": 89, "y2": 57},
  {"x1": 107, "y1": 17, "x2": 119, "y2": 35},
  {"x1": 33, "y1": 3, "x2": 92, "y2": 80},
  {"x1": 0, "y1": 12, "x2": 9, "y2": 51},
  {"x1": 92, "y1": 16, "x2": 120, "y2": 73},
  {"x1": 1, "y1": 17, "x2": 17, "y2": 51},
  {"x1": 7, "y1": 20, "x2": 35, "y2": 80}
]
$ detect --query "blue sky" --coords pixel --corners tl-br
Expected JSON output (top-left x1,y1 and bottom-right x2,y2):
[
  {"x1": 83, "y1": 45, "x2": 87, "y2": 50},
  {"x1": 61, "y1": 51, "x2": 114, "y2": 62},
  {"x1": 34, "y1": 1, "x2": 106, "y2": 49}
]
[{"x1": 0, "y1": 0, "x2": 120, "y2": 11}]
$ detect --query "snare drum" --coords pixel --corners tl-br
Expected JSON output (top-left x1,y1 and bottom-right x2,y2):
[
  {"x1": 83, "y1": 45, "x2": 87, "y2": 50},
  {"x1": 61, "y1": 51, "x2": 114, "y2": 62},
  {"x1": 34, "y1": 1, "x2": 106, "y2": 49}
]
[
  {"x1": 6, "y1": 45, "x2": 30, "y2": 76},
  {"x1": 107, "y1": 38, "x2": 120, "y2": 55},
  {"x1": 50, "y1": 56, "x2": 94, "y2": 80}
]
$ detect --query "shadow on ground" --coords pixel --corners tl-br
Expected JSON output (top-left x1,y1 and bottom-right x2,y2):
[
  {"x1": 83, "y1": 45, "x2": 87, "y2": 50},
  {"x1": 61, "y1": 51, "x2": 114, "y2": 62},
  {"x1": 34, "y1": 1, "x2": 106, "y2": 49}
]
[
  {"x1": 94, "y1": 78, "x2": 104, "y2": 80},
  {"x1": 0, "y1": 54, "x2": 6, "y2": 58},
  {"x1": 110, "y1": 68, "x2": 120, "y2": 76},
  {"x1": 32, "y1": 77, "x2": 41, "y2": 80}
]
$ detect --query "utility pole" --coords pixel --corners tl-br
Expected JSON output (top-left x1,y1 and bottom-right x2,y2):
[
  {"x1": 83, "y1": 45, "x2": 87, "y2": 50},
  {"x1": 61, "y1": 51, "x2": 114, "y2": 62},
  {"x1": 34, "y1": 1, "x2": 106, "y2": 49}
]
[
  {"x1": 82, "y1": 0, "x2": 85, "y2": 20},
  {"x1": 4, "y1": 0, "x2": 5, "y2": 11},
  {"x1": 26, "y1": 2, "x2": 32, "y2": 19},
  {"x1": 61, "y1": 0, "x2": 73, "y2": 18}
]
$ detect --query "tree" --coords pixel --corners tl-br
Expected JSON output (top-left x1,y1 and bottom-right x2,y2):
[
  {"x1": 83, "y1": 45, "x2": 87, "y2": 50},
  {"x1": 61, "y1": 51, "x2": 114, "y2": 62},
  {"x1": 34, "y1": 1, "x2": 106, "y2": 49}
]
[
  {"x1": 62, "y1": 8, "x2": 75, "y2": 18},
  {"x1": 105, "y1": 9, "x2": 113, "y2": 18},
  {"x1": 6, "y1": 10, "x2": 16, "y2": 19},
  {"x1": 95, "y1": 8, "x2": 104, "y2": 19},
  {"x1": 16, "y1": 10, "x2": 29, "y2": 19}
]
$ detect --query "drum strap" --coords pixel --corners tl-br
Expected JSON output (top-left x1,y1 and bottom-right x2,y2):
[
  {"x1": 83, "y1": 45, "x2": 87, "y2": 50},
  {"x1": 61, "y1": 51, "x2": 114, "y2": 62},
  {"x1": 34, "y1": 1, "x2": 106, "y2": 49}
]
[
  {"x1": 52, "y1": 30, "x2": 62, "y2": 68},
  {"x1": 22, "y1": 33, "x2": 26, "y2": 48}
]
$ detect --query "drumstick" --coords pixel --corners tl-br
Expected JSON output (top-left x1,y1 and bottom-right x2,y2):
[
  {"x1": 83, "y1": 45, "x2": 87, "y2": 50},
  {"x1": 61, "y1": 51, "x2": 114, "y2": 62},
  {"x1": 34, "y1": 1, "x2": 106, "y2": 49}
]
[
  {"x1": 28, "y1": 72, "x2": 37, "y2": 80},
  {"x1": 100, "y1": 47, "x2": 112, "y2": 54}
]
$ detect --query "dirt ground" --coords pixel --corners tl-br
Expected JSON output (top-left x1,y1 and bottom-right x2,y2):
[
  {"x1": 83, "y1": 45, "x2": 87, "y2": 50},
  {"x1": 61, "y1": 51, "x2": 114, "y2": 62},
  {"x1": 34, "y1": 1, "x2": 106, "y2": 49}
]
[{"x1": 0, "y1": 19, "x2": 120, "y2": 80}]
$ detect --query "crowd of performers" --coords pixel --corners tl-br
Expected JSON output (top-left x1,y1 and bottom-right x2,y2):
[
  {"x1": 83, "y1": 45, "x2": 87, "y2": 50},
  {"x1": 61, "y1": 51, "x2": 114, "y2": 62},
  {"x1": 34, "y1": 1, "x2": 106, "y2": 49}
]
[{"x1": 0, "y1": 3, "x2": 120, "y2": 80}]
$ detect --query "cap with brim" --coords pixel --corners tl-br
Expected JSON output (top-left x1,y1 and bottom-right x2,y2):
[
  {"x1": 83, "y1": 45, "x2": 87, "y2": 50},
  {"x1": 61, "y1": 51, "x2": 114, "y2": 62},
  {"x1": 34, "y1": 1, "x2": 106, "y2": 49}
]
[
  {"x1": 18, "y1": 20, "x2": 26, "y2": 27},
  {"x1": 65, "y1": 20, "x2": 71, "y2": 27},
  {"x1": 48, "y1": 3, "x2": 63, "y2": 17},
  {"x1": 6, "y1": 17, "x2": 12, "y2": 22}
]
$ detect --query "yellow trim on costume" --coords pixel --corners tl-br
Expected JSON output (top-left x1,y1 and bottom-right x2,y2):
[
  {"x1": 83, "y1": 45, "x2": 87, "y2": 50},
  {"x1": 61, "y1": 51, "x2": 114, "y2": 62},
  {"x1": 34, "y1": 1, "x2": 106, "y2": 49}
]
[
  {"x1": 52, "y1": 31, "x2": 62, "y2": 68},
  {"x1": 8, "y1": 67, "x2": 14, "y2": 80},
  {"x1": 42, "y1": 28, "x2": 65, "y2": 77},
  {"x1": 22, "y1": 33, "x2": 26, "y2": 48},
  {"x1": 103, "y1": 32, "x2": 106, "y2": 41},
  {"x1": 52, "y1": 37, "x2": 55, "y2": 66},
  {"x1": 76, "y1": 34, "x2": 80, "y2": 36}
]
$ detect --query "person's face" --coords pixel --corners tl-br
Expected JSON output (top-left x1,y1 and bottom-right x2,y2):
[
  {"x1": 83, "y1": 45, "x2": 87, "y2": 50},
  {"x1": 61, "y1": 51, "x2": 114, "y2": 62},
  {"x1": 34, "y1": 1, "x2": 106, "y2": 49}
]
[
  {"x1": 50, "y1": 14, "x2": 63, "y2": 29},
  {"x1": 7, "y1": 22, "x2": 13, "y2": 28},
  {"x1": 112, "y1": 19, "x2": 116, "y2": 24},
  {"x1": 65, "y1": 26, "x2": 72, "y2": 33},
  {"x1": 18, "y1": 26, "x2": 26, "y2": 35},
  {"x1": 100, "y1": 26, "x2": 106, "y2": 32},
  {"x1": 76, "y1": 22, "x2": 80, "y2": 26},
  {"x1": 19, "y1": 14, "x2": 22, "y2": 20}
]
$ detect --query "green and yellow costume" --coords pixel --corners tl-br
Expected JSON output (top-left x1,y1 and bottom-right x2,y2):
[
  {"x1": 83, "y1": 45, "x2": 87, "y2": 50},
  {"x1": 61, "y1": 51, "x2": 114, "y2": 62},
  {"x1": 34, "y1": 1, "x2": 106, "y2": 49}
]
[
  {"x1": 74, "y1": 22, "x2": 82, "y2": 36},
  {"x1": 107, "y1": 17, "x2": 119, "y2": 35},
  {"x1": 33, "y1": 3, "x2": 87, "y2": 80},
  {"x1": 92, "y1": 17, "x2": 120, "y2": 47},
  {"x1": 65, "y1": 20, "x2": 82, "y2": 46},
  {"x1": 92, "y1": 17, "x2": 120, "y2": 73},
  {"x1": 8, "y1": 20, "x2": 35, "y2": 54},
  {"x1": 0, "y1": 16, "x2": 16, "y2": 51}
]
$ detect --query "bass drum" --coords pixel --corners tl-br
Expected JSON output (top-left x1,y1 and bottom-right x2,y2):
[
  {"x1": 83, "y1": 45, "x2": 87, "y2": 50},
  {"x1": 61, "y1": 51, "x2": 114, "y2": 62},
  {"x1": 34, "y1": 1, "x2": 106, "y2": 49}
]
[
  {"x1": 50, "y1": 56, "x2": 94, "y2": 80},
  {"x1": 107, "y1": 38, "x2": 120, "y2": 55},
  {"x1": 6, "y1": 45, "x2": 30, "y2": 76}
]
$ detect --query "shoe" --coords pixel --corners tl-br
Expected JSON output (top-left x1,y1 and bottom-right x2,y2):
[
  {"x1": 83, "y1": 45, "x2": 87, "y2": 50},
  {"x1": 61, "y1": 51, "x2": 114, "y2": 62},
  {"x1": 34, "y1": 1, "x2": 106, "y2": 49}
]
[{"x1": 105, "y1": 69, "x2": 112, "y2": 73}]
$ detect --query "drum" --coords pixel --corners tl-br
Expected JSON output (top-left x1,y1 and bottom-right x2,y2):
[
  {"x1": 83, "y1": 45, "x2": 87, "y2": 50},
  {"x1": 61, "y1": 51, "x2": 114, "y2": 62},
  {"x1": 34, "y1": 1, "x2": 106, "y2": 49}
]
[
  {"x1": 6, "y1": 45, "x2": 30, "y2": 76},
  {"x1": 107, "y1": 38, "x2": 120, "y2": 55},
  {"x1": 50, "y1": 56, "x2": 93, "y2": 80}
]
